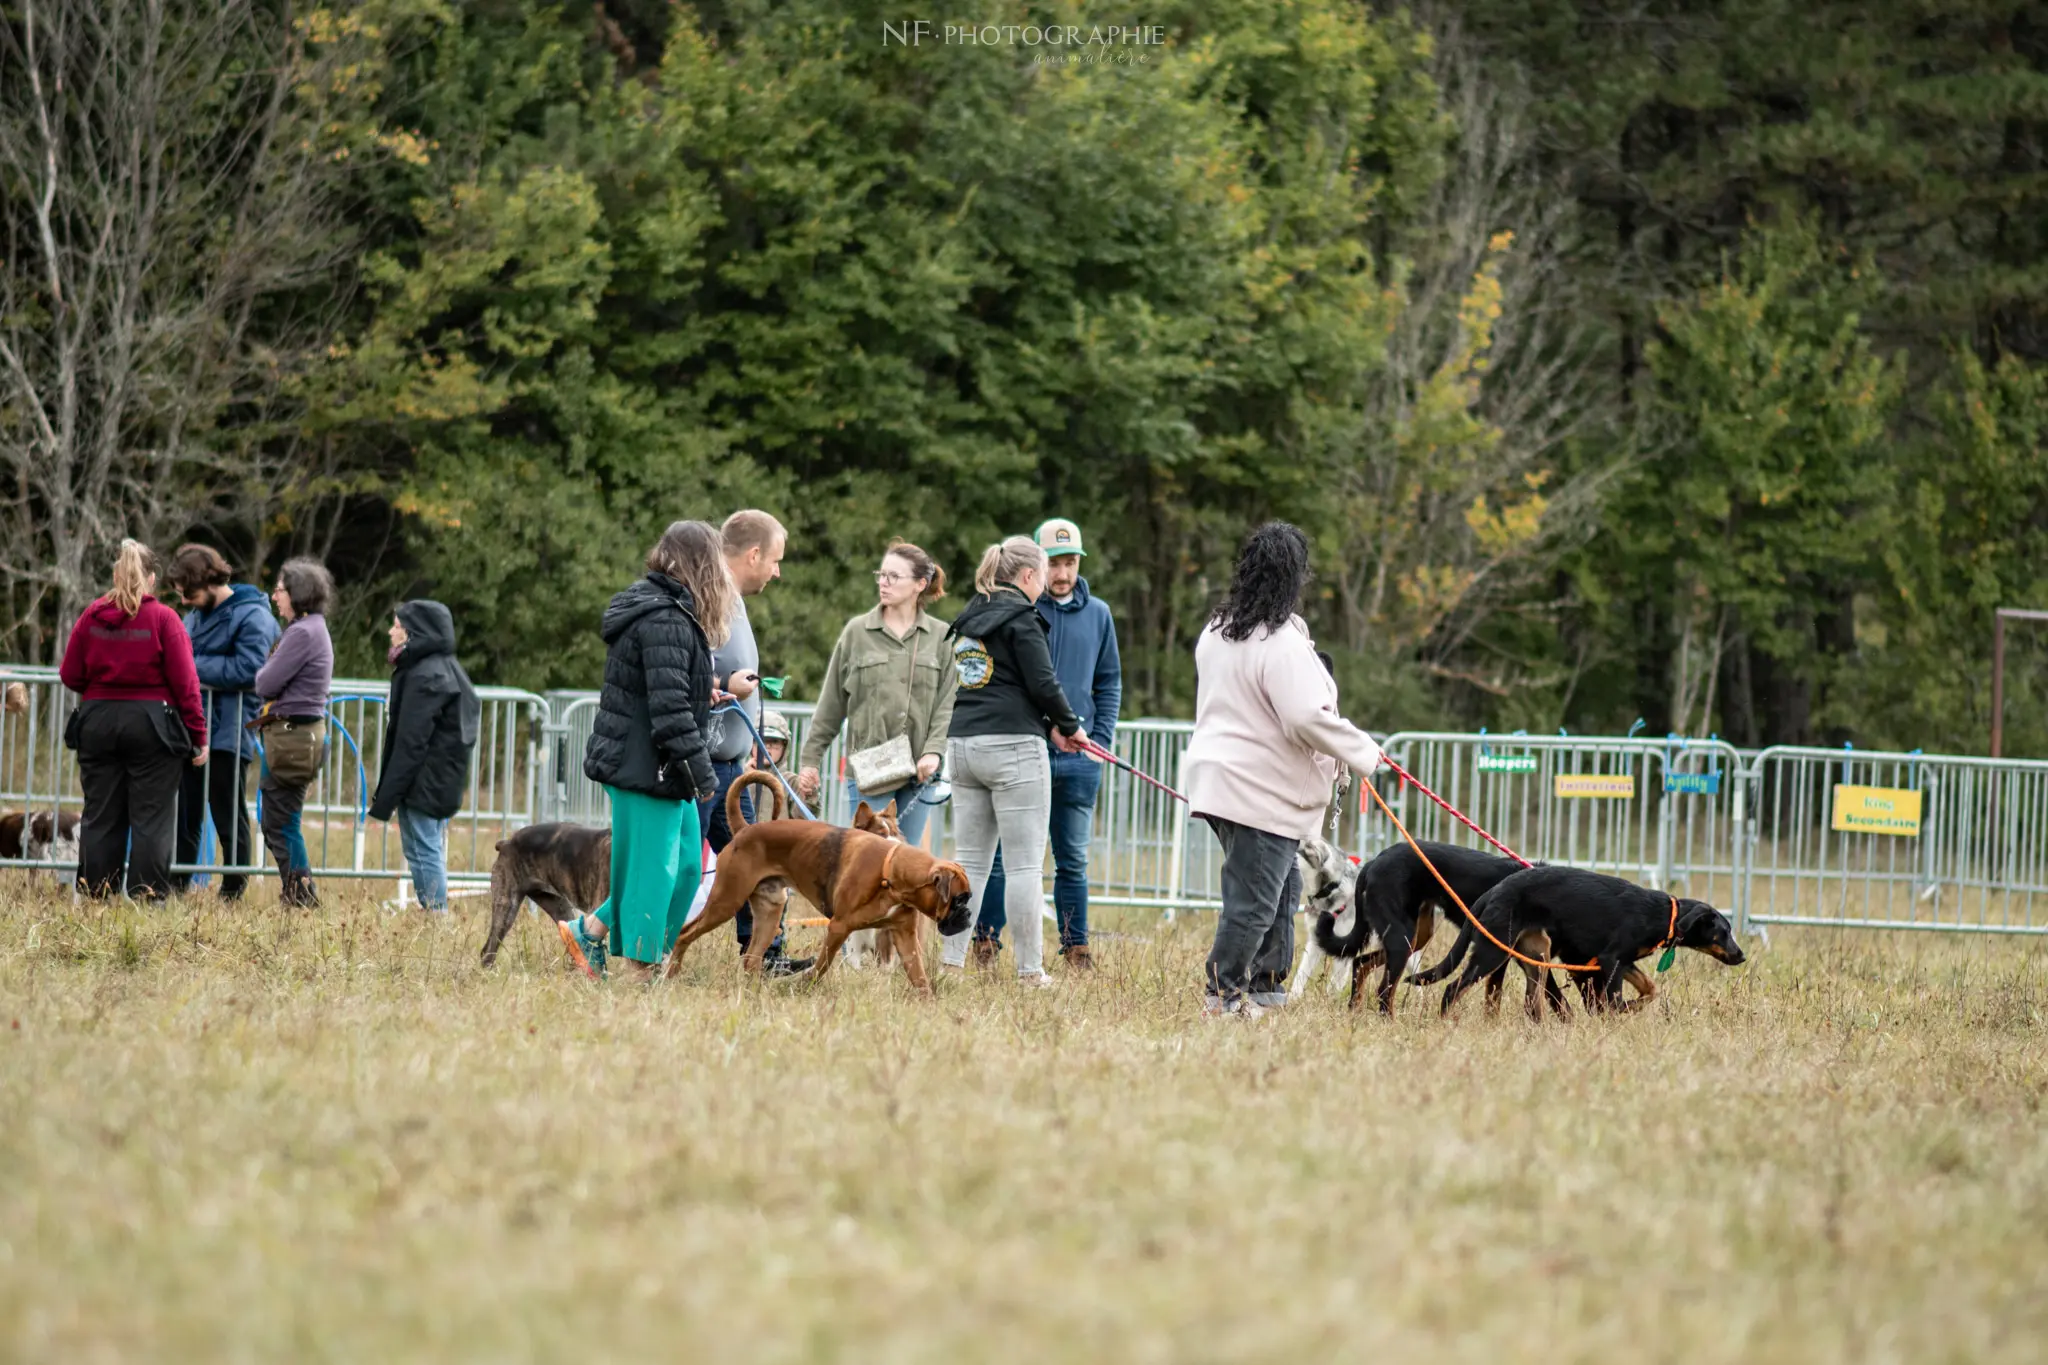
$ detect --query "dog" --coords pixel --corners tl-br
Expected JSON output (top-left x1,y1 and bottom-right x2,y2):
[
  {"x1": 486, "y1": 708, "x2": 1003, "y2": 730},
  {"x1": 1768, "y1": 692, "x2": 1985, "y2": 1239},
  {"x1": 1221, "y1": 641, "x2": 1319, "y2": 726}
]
[
  {"x1": 0, "y1": 810, "x2": 81, "y2": 879},
  {"x1": 1434, "y1": 865, "x2": 1745, "y2": 1018},
  {"x1": 480, "y1": 821, "x2": 613, "y2": 965},
  {"x1": 1286, "y1": 837, "x2": 1367, "y2": 998},
  {"x1": 720, "y1": 770, "x2": 913, "y2": 971},
  {"x1": 661, "y1": 818, "x2": 973, "y2": 993},
  {"x1": 1314, "y1": 840, "x2": 1528, "y2": 1015}
]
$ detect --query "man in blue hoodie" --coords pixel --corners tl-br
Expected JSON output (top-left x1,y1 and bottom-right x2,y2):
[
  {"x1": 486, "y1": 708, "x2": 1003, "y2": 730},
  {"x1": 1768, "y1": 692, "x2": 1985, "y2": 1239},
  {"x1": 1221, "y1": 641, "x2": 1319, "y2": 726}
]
[
  {"x1": 166, "y1": 544, "x2": 279, "y2": 900},
  {"x1": 975, "y1": 517, "x2": 1122, "y2": 970}
]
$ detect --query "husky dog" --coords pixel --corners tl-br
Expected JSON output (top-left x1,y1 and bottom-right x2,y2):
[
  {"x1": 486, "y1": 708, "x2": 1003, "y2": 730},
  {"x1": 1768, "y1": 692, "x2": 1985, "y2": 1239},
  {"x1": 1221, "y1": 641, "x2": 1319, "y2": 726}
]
[{"x1": 1286, "y1": 836, "x2": 1369, "y2": 998}]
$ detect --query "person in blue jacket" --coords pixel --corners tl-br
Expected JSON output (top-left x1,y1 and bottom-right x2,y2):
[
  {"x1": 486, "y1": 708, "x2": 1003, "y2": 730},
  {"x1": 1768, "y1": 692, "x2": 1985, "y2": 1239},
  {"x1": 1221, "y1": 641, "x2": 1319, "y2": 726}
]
[
  {"x1": 166, "y1": 543, "x2": 279, "y2": 900},
  {"x1": 975, "y1": 517, "x2": 1123, "y2": 970}
]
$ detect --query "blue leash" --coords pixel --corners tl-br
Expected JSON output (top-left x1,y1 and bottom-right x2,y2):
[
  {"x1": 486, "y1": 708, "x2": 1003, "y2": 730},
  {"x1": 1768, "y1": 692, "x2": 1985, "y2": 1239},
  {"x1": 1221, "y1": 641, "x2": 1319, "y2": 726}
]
[{"x1": 710, "y1": 701, "x2": 819, "y2": 821}]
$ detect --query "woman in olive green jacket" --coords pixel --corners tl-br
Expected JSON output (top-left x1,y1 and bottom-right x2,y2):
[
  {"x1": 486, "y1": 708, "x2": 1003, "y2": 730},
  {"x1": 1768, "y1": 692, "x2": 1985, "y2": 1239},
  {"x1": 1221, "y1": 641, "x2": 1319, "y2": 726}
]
[{"x1": 796, "y1": 540, "x2": 958, "y2": 846}]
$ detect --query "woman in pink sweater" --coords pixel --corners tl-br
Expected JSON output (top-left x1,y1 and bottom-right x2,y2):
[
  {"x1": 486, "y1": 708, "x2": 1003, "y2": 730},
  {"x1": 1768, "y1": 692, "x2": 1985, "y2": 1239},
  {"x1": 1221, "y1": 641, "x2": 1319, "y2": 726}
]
[{"x1": 1184, "y1": 522, "x2": 1388, "y2": 1016}]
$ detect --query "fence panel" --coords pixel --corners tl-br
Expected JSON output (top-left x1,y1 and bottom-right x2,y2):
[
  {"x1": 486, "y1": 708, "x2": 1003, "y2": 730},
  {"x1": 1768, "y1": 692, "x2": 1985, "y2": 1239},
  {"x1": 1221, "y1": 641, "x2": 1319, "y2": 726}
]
[{"x1": 1745, "y1": 746, "x2": 2048, "y2": 933}]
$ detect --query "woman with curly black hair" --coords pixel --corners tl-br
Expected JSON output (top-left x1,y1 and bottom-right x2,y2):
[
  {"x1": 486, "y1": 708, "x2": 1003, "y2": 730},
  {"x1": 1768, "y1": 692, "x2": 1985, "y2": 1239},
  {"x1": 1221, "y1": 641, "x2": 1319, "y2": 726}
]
[{"x1": 1183, "y1": 521, "x2": 1389, "y2": 1017}]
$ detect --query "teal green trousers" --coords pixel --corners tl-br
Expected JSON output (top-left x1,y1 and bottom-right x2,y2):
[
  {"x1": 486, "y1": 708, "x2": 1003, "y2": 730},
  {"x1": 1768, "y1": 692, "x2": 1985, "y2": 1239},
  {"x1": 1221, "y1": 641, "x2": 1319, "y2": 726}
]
[{"x1": 595, "y1": 785, "x2": 704, "y2": 964}]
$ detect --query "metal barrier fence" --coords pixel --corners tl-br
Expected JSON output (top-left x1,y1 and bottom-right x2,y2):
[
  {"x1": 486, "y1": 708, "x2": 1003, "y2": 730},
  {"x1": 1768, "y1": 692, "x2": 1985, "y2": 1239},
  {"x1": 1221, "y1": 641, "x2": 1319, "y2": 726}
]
[
  {"x1": 2, "y1": 665, "x2": 546, "y2": 890},
  {"x1": 8, "y1": 657, "x2": 2047, "y2": 936}
]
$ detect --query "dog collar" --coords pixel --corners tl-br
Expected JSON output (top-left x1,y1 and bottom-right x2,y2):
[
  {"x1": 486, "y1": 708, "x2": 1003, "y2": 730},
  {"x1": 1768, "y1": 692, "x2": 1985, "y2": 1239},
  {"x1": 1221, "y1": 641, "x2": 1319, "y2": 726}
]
[
  {"x1": 1656, "y1": 894, "x2": 1679, "y2": 972},
  {"x1": 879, "y1": 843, "x2": 904, "y2": 892}
]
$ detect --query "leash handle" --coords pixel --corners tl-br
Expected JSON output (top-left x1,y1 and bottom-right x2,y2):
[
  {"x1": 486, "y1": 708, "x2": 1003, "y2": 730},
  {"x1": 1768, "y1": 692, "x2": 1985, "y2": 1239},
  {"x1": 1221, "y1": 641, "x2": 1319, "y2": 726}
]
[
  {"x1": 1075, "y1": 736, "x2": 1188, "y2": 803},
  {"x1": 1378, "y1": 757, "x2": 1532, "y2": 868},
  {"x1": 710, "y1": 701, "x2": 818, "y2": 821}
]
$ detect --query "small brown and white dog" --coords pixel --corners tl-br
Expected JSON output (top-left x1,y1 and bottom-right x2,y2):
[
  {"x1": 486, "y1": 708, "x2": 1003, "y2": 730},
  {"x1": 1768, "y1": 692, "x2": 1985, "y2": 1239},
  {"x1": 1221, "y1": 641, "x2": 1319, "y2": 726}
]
[{"x1": 0, "y1": 809, "x2": 81, "y2": 880}]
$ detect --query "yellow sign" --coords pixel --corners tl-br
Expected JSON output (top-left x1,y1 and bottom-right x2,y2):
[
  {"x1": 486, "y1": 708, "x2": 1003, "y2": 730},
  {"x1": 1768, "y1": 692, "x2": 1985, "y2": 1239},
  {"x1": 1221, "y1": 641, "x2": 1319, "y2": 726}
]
[
  {"x1": 1554, "y1": 774, "x2": 1635, "y2": 799},
  {"x1": 1831, "y1": 784, "x2": 1923, "y2": 836}
]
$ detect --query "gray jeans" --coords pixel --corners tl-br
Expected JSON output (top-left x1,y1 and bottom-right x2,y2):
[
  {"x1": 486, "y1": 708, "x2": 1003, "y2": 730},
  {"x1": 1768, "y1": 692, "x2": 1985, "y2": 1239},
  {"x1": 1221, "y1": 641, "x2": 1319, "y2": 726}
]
[
  {"x1": 1203, "y1": 815, "x2": 1301, "y2": 1005},
  {"x1": 943, "y1": 734, "x2": 1052, "y2": 976}
]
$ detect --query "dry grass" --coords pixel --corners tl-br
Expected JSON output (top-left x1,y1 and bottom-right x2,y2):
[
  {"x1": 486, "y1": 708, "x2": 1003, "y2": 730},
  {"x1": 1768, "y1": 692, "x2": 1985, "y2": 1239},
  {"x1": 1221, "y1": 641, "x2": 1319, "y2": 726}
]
[{"x1": 3, "y1": 877, "x2": 2047, "y2": 1364}]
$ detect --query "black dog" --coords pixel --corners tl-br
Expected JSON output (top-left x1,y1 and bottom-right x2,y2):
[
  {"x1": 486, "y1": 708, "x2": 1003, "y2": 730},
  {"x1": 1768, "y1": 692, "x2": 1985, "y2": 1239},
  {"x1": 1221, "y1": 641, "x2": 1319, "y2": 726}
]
[
  {"x1": 480, "y1": 822, "x2": 612, "y2": 966},
  {"x1": 1435, "y1": 866, "x2": 1745, "y2": 1017},
  {"x1": 1313, "y1": 839, "x2": 1527, "y2": 1014}
]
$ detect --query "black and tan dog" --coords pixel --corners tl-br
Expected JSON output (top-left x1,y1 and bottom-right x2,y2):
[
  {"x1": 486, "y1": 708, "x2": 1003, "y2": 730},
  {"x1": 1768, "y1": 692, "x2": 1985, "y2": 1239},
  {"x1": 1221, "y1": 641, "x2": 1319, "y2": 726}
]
[
  {"x1": 1313, "y1": 840, "x2": 1529, "y2": 1014},
  {"x1": 1433, "y1": 865, "x2": 1745, "y2": 1017},
  {"x1": 660, "y1": 817, "x2": 973, "y2": 993}
]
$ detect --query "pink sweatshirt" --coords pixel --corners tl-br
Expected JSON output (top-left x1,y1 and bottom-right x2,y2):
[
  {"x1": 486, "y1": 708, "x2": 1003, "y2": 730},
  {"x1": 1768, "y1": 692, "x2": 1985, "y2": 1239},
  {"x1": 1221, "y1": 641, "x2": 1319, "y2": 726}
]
[{"x1": 1183, "y1": 615, "x2": 1385, "y2": 841}]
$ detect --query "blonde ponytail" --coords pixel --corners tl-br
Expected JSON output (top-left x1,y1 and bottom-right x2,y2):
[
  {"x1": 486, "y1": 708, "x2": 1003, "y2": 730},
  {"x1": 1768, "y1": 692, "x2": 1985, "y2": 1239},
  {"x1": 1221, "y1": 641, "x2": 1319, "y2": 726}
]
[
  {"x1": 973, "y1": 535, "x2": 1047, "y2": 596},
  {"x1": 108, "y1": 539, "x2": 157, "y2": 617}
]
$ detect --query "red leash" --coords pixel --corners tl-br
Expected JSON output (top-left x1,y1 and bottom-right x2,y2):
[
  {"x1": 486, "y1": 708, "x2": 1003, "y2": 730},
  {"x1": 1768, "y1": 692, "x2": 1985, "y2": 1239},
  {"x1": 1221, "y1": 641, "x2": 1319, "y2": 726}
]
[
  {"x1": 1378, "y1": 757, "x2": 1532, "y2": 868},
  {"x1": 1075, "y1": 736, "x2": 1188, "y2": 803}
]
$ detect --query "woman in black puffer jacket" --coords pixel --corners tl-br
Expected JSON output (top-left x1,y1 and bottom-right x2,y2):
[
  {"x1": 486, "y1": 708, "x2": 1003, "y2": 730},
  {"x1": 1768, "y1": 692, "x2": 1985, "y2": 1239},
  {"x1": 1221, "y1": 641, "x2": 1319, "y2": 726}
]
[{"x1": 559, "y1": 520, "x2": 729, "y2": 981}]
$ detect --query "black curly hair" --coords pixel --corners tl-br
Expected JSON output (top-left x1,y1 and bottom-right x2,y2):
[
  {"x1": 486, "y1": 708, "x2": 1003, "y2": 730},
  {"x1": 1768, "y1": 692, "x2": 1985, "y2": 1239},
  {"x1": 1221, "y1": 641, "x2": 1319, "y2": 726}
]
[{"x1": 1211, "y1": 521, "x2": 1310, "y2": 642}]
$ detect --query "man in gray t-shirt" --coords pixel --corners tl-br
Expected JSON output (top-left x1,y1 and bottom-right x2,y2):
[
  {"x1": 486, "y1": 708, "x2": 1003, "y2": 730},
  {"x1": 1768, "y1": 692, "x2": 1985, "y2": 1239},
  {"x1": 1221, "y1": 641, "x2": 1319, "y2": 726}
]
[{"x1": 705, "y1": 510, "x2": 799, "y2": 970}]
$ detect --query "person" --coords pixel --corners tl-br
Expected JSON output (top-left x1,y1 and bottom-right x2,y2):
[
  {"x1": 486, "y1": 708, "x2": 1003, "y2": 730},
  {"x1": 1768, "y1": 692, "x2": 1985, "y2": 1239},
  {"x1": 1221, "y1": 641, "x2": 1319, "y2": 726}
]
[
  {"x1": 367, "y1": 601, "x2": 481, "y2": 913},
  {"x1": 560, "y1": 520, "x2": 727, "y2": 983},
  {"x1": 253, "y1": 557, "x2": 336, "y2": 908},
  {"x1": 58, "y1": 539, "x2": 208, "y2": 900},
  {"x1": 796, "y1": 539, "x2": 958, "y2": 850},
  {"x1": 974, "y1": 517, "x2": 1121, "y2": 971},
  {"x1": 166, "y1": 543, "x2": 278, "y2": 900},
  {"x1": 1184, "y1": 522, "x2": 1389, "y2": 1017},
  {"x1": 758, "y1": 708, "x2": 792, "y2": 771},
  {"x1": 937, "y1": 535, "x2": 1087, "y2": 987},
  {"x1": 700, "y1": 509, "x2": 809, "y2": 976}
]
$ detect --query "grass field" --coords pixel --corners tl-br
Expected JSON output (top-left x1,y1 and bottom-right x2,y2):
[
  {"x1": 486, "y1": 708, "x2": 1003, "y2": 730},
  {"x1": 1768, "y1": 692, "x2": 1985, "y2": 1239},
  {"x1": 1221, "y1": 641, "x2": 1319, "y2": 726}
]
[{"x1": 3, "y1": 878, "x2": 2046, "y2": 1363}]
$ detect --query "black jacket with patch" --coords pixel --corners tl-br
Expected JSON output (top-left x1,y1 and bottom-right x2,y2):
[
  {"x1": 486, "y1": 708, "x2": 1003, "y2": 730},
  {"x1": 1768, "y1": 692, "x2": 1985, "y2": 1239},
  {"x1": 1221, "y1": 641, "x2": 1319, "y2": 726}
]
[
  {"x1": 582, "y1": 573, "x2": 717, "y2": 802},
  {"x1": 369, "y1": 600, "x2": 481, "y2": 822},
  {"x1": 945, "y1": 587, "x2": 1082, "y2": 741}
]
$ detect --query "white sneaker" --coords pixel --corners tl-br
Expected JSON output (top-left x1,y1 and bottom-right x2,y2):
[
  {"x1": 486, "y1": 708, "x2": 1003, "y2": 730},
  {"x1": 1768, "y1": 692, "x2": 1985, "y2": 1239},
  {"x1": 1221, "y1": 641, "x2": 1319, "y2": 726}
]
[
  {"x1": 1018, "y1": 971, "x2": 1056, "y2": 989},
  {"x1": 1201, "y1": 995, "x2": 1267, "y2": 1019}
]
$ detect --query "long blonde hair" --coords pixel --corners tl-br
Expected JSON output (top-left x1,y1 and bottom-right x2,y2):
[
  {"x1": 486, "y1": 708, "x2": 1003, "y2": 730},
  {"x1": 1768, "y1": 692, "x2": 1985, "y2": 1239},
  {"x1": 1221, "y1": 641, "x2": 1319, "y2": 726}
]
[
  {"x1": 647, "y1": 520, "x2": 735, "y2": 646},
  {"x1": 107, "y1": 539, "x2": 158, "y2": 617},
  {"x1": 973, "y1": 535, "x2": 1046, "y2": 596}
]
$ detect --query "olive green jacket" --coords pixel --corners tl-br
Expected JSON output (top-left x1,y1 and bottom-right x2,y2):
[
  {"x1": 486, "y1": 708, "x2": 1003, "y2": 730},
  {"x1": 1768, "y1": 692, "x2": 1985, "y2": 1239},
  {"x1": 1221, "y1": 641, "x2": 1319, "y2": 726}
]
[{"x1": 799, "y1": 606, "x2": 959, "y2": 771}]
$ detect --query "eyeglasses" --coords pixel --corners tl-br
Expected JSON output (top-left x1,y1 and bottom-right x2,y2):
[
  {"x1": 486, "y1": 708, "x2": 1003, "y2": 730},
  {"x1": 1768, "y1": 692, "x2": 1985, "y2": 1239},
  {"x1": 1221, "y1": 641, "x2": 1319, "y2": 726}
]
[{"x1": 874, "y1": 571, "x2": 912, "y2": 585}]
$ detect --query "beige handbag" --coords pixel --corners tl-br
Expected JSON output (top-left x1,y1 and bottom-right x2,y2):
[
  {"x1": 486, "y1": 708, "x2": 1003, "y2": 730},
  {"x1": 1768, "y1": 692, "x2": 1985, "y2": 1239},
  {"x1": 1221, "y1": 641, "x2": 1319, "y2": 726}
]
[{"x1": 845, "y1": 628, "x2": 922, "y2": 795}]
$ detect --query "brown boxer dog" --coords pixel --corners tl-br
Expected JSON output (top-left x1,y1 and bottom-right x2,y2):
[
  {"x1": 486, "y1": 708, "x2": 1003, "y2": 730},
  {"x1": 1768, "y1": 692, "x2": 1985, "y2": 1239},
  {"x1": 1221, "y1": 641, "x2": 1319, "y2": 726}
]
[{"x1": 661, "y1": 819, "x2": 972, "y2": 993}]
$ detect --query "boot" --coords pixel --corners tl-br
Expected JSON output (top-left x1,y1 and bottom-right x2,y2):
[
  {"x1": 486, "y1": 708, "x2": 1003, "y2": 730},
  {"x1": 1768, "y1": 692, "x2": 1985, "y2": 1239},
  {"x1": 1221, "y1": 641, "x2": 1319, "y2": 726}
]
[
  {"x1": 970, "y1": 937, "x2": 1000, "y2": 970},
  {"x1": 1059, "y1": 944, "x2": 1095, "y2": 972},
  {"x1": 281, "y1": 869, "x2": 320, "y2": 909}
]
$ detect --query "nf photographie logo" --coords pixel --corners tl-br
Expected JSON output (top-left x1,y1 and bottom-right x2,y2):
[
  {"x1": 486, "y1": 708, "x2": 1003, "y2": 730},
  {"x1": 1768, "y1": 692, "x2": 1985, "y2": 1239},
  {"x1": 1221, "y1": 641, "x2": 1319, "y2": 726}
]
[{"x1": 882, "y1": 20, "x2": 1168, "y2": 48}]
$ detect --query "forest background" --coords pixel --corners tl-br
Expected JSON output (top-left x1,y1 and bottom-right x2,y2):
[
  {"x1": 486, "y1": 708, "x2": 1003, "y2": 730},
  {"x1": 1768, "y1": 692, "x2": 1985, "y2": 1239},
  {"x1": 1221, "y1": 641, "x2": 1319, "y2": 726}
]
[{"x1": 5, "y1": 0, "x2": 2046, "y2": 755}]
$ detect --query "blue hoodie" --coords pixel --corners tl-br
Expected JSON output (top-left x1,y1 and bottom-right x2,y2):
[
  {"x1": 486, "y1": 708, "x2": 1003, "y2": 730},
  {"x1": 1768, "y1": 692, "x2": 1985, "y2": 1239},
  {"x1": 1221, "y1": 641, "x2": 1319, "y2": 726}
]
[
  {"x1": 183, "y1": 583, "x2": 280, "y2": 757},
  {"x1": 1038, "y1": 577, "x2": 1122, "y2": 751}
]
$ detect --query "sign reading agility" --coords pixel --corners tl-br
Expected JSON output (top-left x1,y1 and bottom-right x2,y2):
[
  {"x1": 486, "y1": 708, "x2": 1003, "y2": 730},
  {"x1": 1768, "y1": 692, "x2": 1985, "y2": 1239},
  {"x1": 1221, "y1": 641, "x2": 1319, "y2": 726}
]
[
  {"x1": 1831, "y1": 784, "x2": 1923, "y2": 836},
  {"x1": 1663, "y1": 772, "x2": 1722, "y2": 795},
  {"x1": 1554, "y1": 774, "x2": 1635, "y2": 799}
]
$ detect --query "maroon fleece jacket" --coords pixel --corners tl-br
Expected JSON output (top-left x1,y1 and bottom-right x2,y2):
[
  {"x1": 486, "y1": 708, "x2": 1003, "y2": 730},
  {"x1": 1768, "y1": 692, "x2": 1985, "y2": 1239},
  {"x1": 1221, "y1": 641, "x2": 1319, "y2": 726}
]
[{"x1": 59, "y1": 596, "x2": 208, "y2": 747}]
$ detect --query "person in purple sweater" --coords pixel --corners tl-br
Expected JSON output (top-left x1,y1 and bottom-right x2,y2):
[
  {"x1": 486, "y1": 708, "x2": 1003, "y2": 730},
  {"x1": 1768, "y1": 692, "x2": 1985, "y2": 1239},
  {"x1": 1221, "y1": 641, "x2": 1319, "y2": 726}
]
[{"x1": 253, "y1": 557, "x2": 336, "y2": 907}]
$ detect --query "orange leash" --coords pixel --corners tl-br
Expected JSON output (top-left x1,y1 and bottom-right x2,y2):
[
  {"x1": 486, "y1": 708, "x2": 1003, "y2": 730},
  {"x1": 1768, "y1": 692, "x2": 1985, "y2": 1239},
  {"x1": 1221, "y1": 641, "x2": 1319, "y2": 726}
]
[{"x1": 1362, "y1": 772, "x2": 1625, "y2": 975}]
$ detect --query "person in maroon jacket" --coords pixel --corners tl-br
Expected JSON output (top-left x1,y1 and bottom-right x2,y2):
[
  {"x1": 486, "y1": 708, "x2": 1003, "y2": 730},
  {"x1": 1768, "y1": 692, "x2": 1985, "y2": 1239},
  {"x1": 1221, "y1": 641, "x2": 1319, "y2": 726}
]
[{"x1": 59, "y1": 539, "x2": 209, "y2": 900}]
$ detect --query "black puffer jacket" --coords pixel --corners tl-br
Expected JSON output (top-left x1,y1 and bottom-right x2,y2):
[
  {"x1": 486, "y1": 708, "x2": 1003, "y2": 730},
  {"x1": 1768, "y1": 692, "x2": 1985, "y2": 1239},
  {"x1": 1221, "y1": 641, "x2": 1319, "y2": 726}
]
[
  {"x1": 369, "y1": 600, "x2": 481, "y2": 822},
  {"x1": 583, "y1": 572, "x2": 717, "y2": 801},
  {"x1": 946, "y1": 587, "x2": 1083, "y2": 740}
]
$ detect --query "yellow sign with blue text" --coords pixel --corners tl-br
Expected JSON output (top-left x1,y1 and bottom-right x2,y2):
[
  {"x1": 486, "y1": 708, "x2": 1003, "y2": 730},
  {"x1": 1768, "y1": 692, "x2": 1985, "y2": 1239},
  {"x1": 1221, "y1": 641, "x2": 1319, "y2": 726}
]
[{"x1": 1830, "y1": 784, "x2": 1923, "y2": 836}]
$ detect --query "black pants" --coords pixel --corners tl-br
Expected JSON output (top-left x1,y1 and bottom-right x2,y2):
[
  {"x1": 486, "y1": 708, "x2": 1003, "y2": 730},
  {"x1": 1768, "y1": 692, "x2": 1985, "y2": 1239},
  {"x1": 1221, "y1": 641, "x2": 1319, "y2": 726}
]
[
  {"x1": 176, "y1": 752, "x2": 257, "y2": 898},
  {"x1": 76, "y1": 700, "x2": 187, "y2": 901},
  {"x1": 259, "y1": 771, "x2": 311, "y2": 873},
  {"x1": 1202, "y1": 815, "x2": 1301, "y2": 1004}
]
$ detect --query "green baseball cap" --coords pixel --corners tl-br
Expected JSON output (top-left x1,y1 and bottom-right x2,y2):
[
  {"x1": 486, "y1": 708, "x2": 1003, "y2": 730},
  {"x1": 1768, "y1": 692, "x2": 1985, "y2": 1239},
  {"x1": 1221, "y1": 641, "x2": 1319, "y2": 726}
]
[{"x1": 1035, "y1": 517, "x2": 1086, "y2": 557}]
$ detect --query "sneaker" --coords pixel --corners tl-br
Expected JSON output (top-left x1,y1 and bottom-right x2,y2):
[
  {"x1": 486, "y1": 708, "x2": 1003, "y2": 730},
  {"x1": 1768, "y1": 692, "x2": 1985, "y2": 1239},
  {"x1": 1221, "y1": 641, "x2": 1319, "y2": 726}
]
[
  {"x1": 1018, "y1": 971, "x2": 1056, "y2": 990},
  {"x1": 1201, "y1": 995, "x2": 1267, "y2": 1019},
  {"x1": 1058, "y1": 944, "x2": 1095, "y2": 972},
  {"x1": 763, "y1": 953, "x2": 815, "y2": 979},
  {"x1": 970, "y1": 938, "x2": 1000, "y2": 970},
  {"x1": 1248, "y1": 991, "x2": 1288, "y2": 1011},
  {"x1": 558, "y1": 915, "x2": 607, "y2": 980}
]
